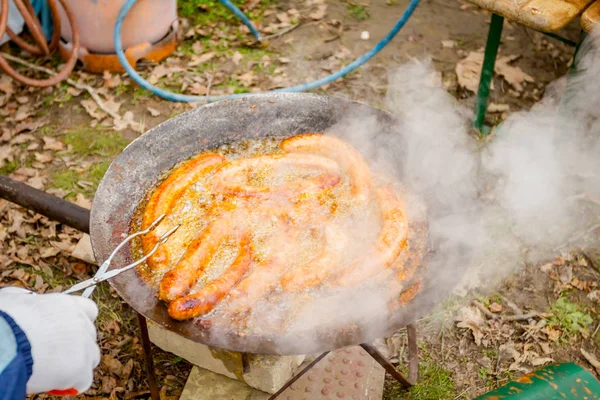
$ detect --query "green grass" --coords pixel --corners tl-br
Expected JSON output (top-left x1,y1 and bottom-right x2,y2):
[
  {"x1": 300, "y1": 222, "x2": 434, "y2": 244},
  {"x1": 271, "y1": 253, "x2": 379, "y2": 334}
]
[
  {"x1": 347, "y1": 3, "x2": 370, "y2": 21},
  {"x1": 179, "y1": 0, "x2": 245, "y2": 24},
  {"x1": 214, "y1": 78, "x2": 251, "y2": 94},
  {"x1": 0, "y1": 160, "x2": 19, "y2": 175},
  {"x1": 64, "y1": 128, "x2": 130, "y2": 157},
  {"x1": 549, "y1": 297, "x2": 593, "y2": 336},
  {"x1": 49, "y1": 161, "x2": 111, "y2": 197},
  {"x1": 385, "y1": 361, "x2": 455, "y2": 399},
  {"x1": 0, "y1": 153, "x2": 35, "y2": 175}
]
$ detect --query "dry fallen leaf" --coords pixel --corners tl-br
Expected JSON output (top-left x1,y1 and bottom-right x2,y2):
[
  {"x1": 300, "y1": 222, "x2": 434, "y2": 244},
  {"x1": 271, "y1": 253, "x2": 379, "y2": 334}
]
[
  {"x1": 588, "y1": 290, "x2": 600, "y2": 303},
  {"x1": 81, "y1": 99, "x2": 106, "y2": 120},
  {"x1": 101, "y1": 376, "x2": 117, "y2": 394},
  {"x1": 189, "y1": 82, "x2": 207, "y2": 95},
  {"x1": 11, "y1": 133, "x2": 35, "y2": 144},
  {"x1": 232, "y1": 51, "x2": 243, "y2": 66},
  {"x1": 34, "y1": 152, "x2": 53, "y2": 163},
  {"x1": 103, "y1": 99, "x2": 122, "y2": 115},
  {"x1": 237, "y1": 71, "x2": 256, "y2": 87},
  {"x1": 495, "y1": 55, "x2": 534, "y2": 91},
  {"x1": 27, "y1": 176, "x2": 45, "y2": 190},
  {"x1": 489, "y1": 302, "x2": 502, "y2": 313},
  {"x1": 42, "y1": 136, "x2": 64, "y2": 151},
  {"x1": 488, "y1": 103, "x2": 510, "y2": 113},
  {"x1": 101, "y1": 354, "x2": 123, "y2": 376},
  {"x1": 0, "y1": 75, "x2": 14, "y2": 95},
  {"x1": 456, "y1": 52, "x2": 484, "y2": 93},
  {"x1": 147, "y1": 107, "x2": 161, "y2": 117},
  {"x1": 148, "y1": 65, "x2": 185, "y2": 85},
  {"x1": 15, "y1": 105, "x2": 31, "y2": 122},
  {"x1": 16, "y1": 96, "x2": 29, "y2": 104},
  {"x1": 189, "y1": 52, "x2": 216, "y2": 67},
  {"x1": 456, "y1": 306, "x2": 485, "y2": 346},
  {"x1": 0, "y1": 145, "x2": 12, "y2": 166},
  {"x1": 309, "y1": 4, "x2": 327, "y2": 20},
  {"x1": 539, "y1": 342, "x2": 552, "y2": 354},
  {"x1": 66, "y1": 87, "x2": 83, "y2": 97},
  {"x1": 72, "y1": 234, "x2": 96, "y2": 265},
  {"x1": 531, "y1": 356, "x2": 553, "y2": 366},
  {"x1": 581, "y1": 348, "x2": 600, "y2": 374},
  {"x1": 557, "y1": 264, "x2": 573, "y2": 284},
  {"x1": 75, "y1": 193, "x2": 92, "y2": 209},
  {"x1": 103, "y1": 71, "x2": 122, "y2": 88},
  {"x1": 39, "y1": 246, "x2": 60, "y2": 258},
  {"x1": 543, "y1": 326, "x2": 561, "y2": 342},
  {"x1": 441, "y1": 40, "x2": 456, "y2": 48}
]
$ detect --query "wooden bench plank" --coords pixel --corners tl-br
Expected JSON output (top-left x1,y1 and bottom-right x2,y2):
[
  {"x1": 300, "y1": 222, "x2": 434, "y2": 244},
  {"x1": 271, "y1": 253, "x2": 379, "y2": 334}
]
[
  {"x1": 582, "y1": 0, "x2": 600, "y2": 32},
  {"x1": 466, "y1": 0, "x2": 593, "y2": 31}
]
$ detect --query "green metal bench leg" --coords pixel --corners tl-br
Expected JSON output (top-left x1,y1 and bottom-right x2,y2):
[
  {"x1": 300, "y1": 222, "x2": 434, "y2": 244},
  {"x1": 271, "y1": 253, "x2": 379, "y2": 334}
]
[{"x1": 472, "y1": 13, "x2": 504, "y2": 134}]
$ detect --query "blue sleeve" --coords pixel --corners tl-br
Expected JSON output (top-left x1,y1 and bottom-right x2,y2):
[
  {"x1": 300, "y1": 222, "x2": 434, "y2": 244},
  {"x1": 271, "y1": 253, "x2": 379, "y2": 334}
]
[{"x1": 0, "y1": 311, "x2": 33, "y2": 400}]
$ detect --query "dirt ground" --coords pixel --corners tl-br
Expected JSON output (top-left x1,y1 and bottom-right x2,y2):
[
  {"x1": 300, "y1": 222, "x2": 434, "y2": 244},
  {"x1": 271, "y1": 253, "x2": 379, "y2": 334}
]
[{"x1": 0, "y1": 0, "x2": 598, "y2": 399}]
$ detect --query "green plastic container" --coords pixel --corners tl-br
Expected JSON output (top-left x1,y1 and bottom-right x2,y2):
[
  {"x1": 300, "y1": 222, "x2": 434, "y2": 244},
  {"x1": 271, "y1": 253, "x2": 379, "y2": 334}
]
[{"x1": 475, "y1": 363, "x2": 600, "y2": 399}]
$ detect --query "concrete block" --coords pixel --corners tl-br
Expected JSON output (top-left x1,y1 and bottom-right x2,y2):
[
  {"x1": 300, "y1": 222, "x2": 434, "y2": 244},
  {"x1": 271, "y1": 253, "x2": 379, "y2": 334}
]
[
  {"x1": 180, "y1": 366, "x2": 270, "y2": 400},
  {"x1": 148, "y1": 321, "x2": 306, "y2": 394}
]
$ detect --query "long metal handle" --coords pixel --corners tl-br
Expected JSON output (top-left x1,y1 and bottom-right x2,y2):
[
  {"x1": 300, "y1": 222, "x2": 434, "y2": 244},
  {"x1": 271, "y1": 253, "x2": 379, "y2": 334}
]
[{"x1": 0, "y1": 174, "x2": 90, "y2": 233}]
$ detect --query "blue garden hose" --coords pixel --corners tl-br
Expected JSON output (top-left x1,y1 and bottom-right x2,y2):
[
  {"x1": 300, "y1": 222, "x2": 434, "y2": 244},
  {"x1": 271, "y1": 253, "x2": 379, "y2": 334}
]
[
  {"x1": 220, "y1": 0, "x2": 262, "y2": 40},
  {"x1": 114, "y1": 0, "x2": 420, "y2": 103}
]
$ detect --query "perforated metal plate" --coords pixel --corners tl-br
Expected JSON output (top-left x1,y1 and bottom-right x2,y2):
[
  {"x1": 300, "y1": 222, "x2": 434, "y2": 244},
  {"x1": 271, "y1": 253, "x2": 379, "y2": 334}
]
[{"x1": 281, "y1": 346, "x2": 384, "y2": 400}]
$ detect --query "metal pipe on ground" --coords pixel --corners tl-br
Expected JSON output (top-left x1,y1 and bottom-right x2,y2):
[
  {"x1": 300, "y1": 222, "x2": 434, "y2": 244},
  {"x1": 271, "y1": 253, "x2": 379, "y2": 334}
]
[{"x1": 0, "y1": 174, "x2": 90, "y2": 233}]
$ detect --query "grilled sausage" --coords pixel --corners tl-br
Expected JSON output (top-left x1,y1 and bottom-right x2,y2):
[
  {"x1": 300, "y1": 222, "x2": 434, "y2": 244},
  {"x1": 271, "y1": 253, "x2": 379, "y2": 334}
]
[
  {"x1": 208, "y1": 153, "x2": 341, "y2": 199},
  {"x1": 158, "y1": 216, "x2": 234, "y2": 302},
  {"x1": 142, "y1": 153, "x2": 225, "y2": 269},
  {"x1": 330, "y1": 185, "x2": 409, "y2": 288},
  {"x1": 279, "y1": 225, "x2": 346, "y2": 291},
  {"x1": 281, "y1": 134, "x2": 372, "y2": 204},
  {"x1": 168, "y1": 234, "x2": 252, "y2": 320},
  {"x1": 225, "y1": 219, "x2": 299, "y2": 312}
]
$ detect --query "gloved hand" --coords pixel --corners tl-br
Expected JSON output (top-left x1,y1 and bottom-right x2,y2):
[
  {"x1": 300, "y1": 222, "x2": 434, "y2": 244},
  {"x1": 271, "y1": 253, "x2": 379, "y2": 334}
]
[{"x1": 0, "y1": 287, "x2": 101, "y2": 394}]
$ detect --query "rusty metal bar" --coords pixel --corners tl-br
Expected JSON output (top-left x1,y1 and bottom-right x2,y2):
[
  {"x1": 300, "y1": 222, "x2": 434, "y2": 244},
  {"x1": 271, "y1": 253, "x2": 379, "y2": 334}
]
[
  {"x1": 360, "y1": 343, "x2": 413, "y2": 389},
  {"x1": 268, "y1": 351, "x2": 330, "y2": 400},
  {"x1": 407, "y1": 323, "x2": 418, "y2": 384},
  {"x1": 137, "y1": 313, "x2": 160, "y2": 400},
  {"x1": 0, "y1": 175, "x2": 90, "y2": 233}
]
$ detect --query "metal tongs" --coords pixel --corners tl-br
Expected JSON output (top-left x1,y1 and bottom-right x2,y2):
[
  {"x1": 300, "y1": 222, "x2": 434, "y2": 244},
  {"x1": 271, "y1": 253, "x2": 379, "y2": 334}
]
[{"x1": 63, "y1": 214, "x2": 179, "y2": 298}]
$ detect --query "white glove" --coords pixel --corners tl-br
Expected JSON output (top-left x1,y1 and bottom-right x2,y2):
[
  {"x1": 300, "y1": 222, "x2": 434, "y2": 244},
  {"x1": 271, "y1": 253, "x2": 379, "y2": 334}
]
[{"x1": 0, "y1": 287, "x2": 101, "y2": 394}]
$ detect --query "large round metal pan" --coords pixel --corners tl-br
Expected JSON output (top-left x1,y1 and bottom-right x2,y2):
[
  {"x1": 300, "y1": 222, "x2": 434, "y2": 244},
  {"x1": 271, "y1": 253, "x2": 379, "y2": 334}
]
[{"x1": 90, "y1": 93, "x2": 466, "y2": 355}]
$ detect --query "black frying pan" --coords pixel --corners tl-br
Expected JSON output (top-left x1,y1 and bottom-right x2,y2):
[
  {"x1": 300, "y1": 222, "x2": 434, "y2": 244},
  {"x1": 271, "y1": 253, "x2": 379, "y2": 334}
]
[{"x1": 90, "y1": 93, "x2": 464, "y2": 355}]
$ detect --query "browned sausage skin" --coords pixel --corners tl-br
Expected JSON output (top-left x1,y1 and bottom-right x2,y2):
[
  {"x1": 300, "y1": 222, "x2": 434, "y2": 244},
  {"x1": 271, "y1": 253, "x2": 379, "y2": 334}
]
[
  {"x1": 281, "y1": 134, "x2": 372, "y2": 204},
  {"x1": 168, "y1": 234, "x2": 253, "y2": 320},
  {"x1": 208, "y1": 153, "x2": 342, "y2": 200},
  {"x1": 159, "y1": 216, "x2": 234, "y2": 302},
  {"x1": 329, "y1": 185, "x2": 409, "y2": 288},
  {"x1": 141, "y1": 153, "x2": 225, "y2": 270}
]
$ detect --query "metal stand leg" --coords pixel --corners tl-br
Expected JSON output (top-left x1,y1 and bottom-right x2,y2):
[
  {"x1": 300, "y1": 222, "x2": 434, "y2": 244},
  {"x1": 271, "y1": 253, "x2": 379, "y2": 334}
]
[
  {"x1": 473, "y1": 13, "x2": 504, "y2": 134},
  {"x1": 267, "y1": 351, "x2": 330, "y2": 400},
  {"x1": 137, "y1": 313, "x2": 160, "y2": 400},
  {"x1": 360, "y1": 343, "x2": 413, "y2": 389},
  {"x1": 407, "y1": 323, "x2": 418, "y2": 384},
  {"x1": 267, "y1": 325, "x2": 419, "y2": 398}
]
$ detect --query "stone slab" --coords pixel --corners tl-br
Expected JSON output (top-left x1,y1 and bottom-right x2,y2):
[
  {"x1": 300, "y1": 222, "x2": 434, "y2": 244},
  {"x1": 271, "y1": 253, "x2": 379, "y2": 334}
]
[
  {"x1": 147, "y1": 321, "x2": 306, "y2": 393},
  {"x1": 180, "y1": 366, "x2": 270, "y2": 400}
]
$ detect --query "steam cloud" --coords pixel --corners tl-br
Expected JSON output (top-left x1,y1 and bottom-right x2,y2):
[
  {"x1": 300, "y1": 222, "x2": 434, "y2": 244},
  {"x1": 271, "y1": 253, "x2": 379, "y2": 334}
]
[
  {"x1": 336, "y1": 27, "x2": 600, "y2": 301},
  {"x1": 160, "y1": 29, "x2": 600, "y2": 357}
]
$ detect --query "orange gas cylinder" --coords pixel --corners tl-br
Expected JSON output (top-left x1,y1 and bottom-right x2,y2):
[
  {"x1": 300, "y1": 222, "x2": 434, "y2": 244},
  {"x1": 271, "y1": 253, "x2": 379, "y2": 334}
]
[{"x1": 56, "y1": 0, "x2": 178, "y2": 73}]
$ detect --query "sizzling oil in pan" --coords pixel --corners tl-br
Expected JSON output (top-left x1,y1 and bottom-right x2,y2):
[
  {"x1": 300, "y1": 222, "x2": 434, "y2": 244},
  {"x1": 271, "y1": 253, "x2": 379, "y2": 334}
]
[{"x1": 130, "y1": 134, "x2": 423, "y2": 337}]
